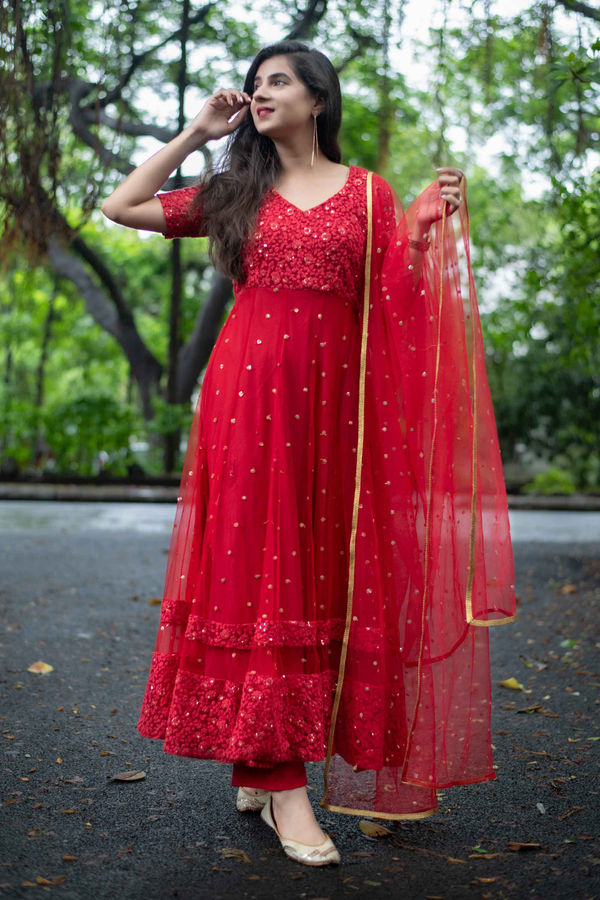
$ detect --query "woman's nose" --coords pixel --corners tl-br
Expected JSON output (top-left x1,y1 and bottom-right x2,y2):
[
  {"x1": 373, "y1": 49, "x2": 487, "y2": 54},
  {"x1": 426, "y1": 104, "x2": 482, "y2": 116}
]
[{"x1": 252, "y1": 87, "x2": 270, "y2": 103}]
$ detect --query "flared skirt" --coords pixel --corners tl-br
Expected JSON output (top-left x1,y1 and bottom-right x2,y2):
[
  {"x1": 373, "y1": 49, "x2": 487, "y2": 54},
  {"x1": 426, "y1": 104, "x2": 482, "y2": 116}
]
[{"x1": 137, "y1": 285, "x2": 362, "y2": 765}]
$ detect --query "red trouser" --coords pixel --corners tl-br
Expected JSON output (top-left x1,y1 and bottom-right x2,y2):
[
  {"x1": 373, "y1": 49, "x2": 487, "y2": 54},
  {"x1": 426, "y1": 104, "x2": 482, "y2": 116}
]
[{"x1": 231, "y1": 761, "x2": 307, "y2": 790}]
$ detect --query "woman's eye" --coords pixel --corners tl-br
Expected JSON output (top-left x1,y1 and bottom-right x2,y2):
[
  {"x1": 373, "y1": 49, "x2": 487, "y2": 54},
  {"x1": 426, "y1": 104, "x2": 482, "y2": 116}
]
[{"x1": 252, "y1": 79, "x2": 286, "y2": 90}]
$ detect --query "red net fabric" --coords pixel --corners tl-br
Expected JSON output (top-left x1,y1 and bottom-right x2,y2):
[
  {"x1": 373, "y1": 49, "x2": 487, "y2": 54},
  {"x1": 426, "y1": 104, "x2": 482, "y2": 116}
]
[{"x1": 320, "y1": 173, "x2": 516, "y2": 819}]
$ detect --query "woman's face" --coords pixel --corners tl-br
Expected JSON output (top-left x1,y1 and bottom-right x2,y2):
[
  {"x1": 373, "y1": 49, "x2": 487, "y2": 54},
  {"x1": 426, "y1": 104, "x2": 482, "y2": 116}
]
[{"x1": 250, "y1": 54, "x2": 320, "y2": 139}]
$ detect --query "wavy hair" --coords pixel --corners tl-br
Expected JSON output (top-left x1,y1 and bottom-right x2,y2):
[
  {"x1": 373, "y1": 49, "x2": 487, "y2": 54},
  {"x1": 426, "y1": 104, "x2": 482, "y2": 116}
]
[{"x1": 188, "y1": 41, "x2": 342, "y2": 283}]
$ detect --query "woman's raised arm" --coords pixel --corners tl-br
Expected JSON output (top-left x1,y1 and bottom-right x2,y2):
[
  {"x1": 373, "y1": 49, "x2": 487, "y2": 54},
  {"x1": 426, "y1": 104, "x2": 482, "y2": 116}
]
[{"x1": 101, "y1": 88, "x2": 251, "y2": 234}]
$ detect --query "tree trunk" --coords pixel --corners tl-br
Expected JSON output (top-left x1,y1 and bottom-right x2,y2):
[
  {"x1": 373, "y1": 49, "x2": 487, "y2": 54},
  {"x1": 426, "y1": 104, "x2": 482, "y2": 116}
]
[
  {"x1": 33, "y1": 277, "x2": 57, "y2": 458},
  {"x1": 375, "y1": 0, "x2": 393, "y2": 174},
  {"x1": 163, "y1": 0, "x2": 190, "y2": 473}
]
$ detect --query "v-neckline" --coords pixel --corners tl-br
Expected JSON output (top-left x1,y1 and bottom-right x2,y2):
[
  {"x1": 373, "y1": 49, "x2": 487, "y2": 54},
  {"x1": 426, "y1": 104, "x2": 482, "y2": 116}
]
[{"x1": 271, "y1": 165, "x2": 353, "y2": 213}]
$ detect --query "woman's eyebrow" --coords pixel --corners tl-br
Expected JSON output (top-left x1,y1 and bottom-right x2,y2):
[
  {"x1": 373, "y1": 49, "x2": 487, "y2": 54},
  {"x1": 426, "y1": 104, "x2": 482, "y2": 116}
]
[{"x1": 253, "y1": 72, "x2": 290, "y2": 84}]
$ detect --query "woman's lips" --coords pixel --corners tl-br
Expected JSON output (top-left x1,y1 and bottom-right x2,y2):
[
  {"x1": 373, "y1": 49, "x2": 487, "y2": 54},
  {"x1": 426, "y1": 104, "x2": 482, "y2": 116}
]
[{"x1": 257, "y1": 108, "x2": 274, "y2": 118}]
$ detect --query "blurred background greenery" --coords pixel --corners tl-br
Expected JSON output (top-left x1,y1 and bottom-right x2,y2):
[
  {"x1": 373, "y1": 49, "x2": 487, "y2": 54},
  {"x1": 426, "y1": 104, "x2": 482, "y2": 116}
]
[{"x1": 0, "y1": 0, "x2": 598, "y2": 491}]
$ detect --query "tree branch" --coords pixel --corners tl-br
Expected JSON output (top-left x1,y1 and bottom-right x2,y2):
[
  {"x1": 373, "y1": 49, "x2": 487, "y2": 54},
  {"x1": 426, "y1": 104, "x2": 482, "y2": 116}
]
[
  {"x1": 46, "y1": 234, "x2": 162, "y2": 418},
  {"x1": 554, "y1": 0, "x2": 600, "y2": 21},
  {"x1": 285, "y1": 0, "x2": 328, "y2": 40},
  {"x1": 84, "y1": 3, "x2": 216, "y2": 111},
  {"x1": 176, "y1": 270, "x2": 233, "y2": 402}
]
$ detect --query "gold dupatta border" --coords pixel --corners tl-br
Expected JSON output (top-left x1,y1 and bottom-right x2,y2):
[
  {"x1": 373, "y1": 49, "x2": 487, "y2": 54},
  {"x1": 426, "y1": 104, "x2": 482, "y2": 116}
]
[
  {"x1": 320, "y1": 170, "x2": 378, "y2": 817},
  {"x1": 319, "y1": 172, "x2": 439, "y2": 821}
]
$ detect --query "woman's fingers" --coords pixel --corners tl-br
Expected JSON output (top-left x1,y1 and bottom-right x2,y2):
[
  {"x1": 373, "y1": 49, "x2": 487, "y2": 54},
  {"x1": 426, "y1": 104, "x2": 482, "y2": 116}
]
[
  {"x1": 435, "y1": 168, "x2": 464, "y2": 211},
  {"x1": 436, "y1": 166, "x2": 464, "y2": 182},
  {"x1": 437, "y1": 174, "x2": 460, "y2": 186},
  {"x1": 213, "y1": 89, "x2": 250, "y2": 109},
  {"x1": 440, "y1": 188, "x2": 462, "y2": 206}
]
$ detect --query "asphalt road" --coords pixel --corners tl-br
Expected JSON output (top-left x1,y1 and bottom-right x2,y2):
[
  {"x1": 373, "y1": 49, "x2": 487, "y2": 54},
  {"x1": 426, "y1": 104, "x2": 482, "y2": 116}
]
[{"x1": 1, "y1": 502, "x2": 598, "y2": 899}]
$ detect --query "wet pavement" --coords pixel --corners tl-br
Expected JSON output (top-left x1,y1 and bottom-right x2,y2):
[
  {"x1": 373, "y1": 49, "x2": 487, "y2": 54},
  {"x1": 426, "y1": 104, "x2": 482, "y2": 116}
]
[{"x1": 0, "y1": 501, "x2": 598, "y2": 899}]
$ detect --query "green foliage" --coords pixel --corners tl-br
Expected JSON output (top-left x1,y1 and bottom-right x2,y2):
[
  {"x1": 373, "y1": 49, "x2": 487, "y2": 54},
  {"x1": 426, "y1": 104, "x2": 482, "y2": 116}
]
[
  {"x1": 522, "y1": 467, "x2": 577, "y2": 496},
  {"x1": 42, "y1": 390, "x2": 141, "y2": 475},
  {"x1": 150, "y1": 396, "x2": 194, "y2": 438},
  {"x1": 1, "y1": 0, "x2": 598, "y2": 482}
]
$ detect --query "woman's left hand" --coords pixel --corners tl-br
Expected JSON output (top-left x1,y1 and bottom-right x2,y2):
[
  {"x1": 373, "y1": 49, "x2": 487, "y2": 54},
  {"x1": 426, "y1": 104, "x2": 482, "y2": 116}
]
[{"x1": 417, "y1": 166, "x2": 464, "y2": 228}]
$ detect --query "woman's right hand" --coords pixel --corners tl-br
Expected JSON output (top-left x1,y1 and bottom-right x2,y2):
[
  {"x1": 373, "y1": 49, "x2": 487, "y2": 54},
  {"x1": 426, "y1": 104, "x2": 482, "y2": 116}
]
[{"x1": 187, "y1": 88, "x2": 252, "y2": 144}]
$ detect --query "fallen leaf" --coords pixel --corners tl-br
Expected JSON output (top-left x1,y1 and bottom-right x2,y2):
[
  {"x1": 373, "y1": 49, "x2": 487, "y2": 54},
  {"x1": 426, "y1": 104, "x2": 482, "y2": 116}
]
[
  {"x1": 536, "y1": 803, "x2": 546, "y2": 814},
  {"x1": 219, "y1": 847, "x2": 251, "y2": 864},
  {"x1": 147, "y1": 597, "x2": 162, "y2": 605},
  {"x1": 36, "y1": 875, "x2": 66, "y2": 885},
  {"x1": 560, "y1": 584, "x2": 577, "y2": 594},
  {"x1": 60, "y1": 809, "x2": 76, "y2": 815},
  {"x1": 549, "y1": 778, "x2": 567, "y2": 793},
  {"x1": 507, "y1": 842, "x2": 541, "y2": 851},
  {"x1": 517, "y1": 703, "x2": 542, "y2": 714},
  {"x1": 499, "y1": 677, "x2": 524, "y2": 691},
  {"x1": 359, "y1": 819, "x2": 392, "y2": 838},
  {"x1": 62, "y1": 855, "x2": 78, "y2": 862},
  {"x1": 559, "y1": 806, "x2": 585, "y2": 820},
  {"x1": 108, "y1": 770, "x2": 146, "y2": 783},
  {"x1": 27, "y1": 661, "x2": 53, "y2": 675}
]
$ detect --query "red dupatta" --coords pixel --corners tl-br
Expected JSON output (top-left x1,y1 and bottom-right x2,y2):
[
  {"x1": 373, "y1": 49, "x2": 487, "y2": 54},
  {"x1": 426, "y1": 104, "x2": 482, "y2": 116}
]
[{"x1": 320, "y1": 171, "x2": 517, "y2": 820}]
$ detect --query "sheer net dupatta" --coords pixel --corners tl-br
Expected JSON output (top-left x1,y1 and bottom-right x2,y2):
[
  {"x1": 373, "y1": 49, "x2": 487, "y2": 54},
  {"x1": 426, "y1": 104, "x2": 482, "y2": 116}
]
[{"x1": 320, "y1": 172, "x2": 517, "y2": 821}]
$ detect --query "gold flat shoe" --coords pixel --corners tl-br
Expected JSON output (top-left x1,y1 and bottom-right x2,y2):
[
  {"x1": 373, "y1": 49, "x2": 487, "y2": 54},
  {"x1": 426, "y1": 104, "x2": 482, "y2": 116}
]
[
  {"x1": 236, "y1": 786, "x2": 271, "y2": 812},
  {"x1": 260, "y1": 794, "x2": 340, "y2": 866}
]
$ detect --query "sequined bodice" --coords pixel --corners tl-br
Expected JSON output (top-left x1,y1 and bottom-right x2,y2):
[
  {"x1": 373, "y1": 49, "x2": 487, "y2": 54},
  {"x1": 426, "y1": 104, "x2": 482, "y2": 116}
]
[{"x1": 236, "y1": 165, "x2": 368, "y2": 299}]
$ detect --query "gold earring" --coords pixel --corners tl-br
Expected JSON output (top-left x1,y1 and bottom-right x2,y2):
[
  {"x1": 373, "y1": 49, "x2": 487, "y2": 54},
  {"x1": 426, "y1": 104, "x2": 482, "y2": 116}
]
[{"x1": 311, "y1": 112, "x2": 319, "y2": 168}]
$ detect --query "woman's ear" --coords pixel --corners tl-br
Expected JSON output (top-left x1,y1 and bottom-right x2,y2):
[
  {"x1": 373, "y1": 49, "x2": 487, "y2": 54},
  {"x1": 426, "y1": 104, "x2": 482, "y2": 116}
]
[{"x1": 312, "y1": 94, "x2": 325, "y2": 116}]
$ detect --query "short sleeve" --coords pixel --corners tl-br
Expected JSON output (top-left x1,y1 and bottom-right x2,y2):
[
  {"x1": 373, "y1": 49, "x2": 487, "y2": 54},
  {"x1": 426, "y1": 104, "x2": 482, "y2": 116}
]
[{"x1": 156, "y1": 186, "x2": 206, "y2": 239}]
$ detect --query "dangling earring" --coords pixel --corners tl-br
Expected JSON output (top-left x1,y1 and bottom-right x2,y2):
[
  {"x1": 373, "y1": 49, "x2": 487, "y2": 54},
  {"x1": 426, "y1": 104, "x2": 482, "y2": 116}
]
[{"x1": 311, "y1": 112, "x2": 319, "y2": 168}]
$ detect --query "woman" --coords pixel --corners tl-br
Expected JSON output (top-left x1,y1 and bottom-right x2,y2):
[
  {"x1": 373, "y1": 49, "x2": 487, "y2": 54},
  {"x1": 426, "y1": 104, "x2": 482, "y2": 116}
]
[{"x1": 102, "y1": 40, "x2": 516, "y2": 867}]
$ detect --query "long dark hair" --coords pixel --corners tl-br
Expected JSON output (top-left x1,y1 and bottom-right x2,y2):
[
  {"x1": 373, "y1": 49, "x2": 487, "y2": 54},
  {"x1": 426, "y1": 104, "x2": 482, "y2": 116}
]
[{"x1": 189, "y1": 41, "x2": 342, "y2": 283}]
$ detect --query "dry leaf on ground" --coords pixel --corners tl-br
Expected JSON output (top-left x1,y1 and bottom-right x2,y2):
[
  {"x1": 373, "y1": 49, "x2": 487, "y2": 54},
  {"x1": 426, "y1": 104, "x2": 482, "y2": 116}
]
[
  {"x1": 498, "y1": 677, "x2": 524, "y2": 691},
  {"x1": 507, "y1": 842, "x2": 541, "y2": 851},
  {"x1": 219, "y1": 847, "x2": 251, "y2": 864},
  {"x1": 359, "y1": 820, "x2": 392, "y2": 837},
  {"x1": 27, "y1": 661, "x2": 53, "y2": 675},
  {"x1": 108, "y1": 770, "x2": 146, "y2": 783}
]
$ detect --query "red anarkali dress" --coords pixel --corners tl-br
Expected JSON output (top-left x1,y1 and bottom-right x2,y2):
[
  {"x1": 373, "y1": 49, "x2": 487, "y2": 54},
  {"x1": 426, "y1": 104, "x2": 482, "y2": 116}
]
[{"x1": 137, "y1": 164, "x2": 517, "y2": 821}]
